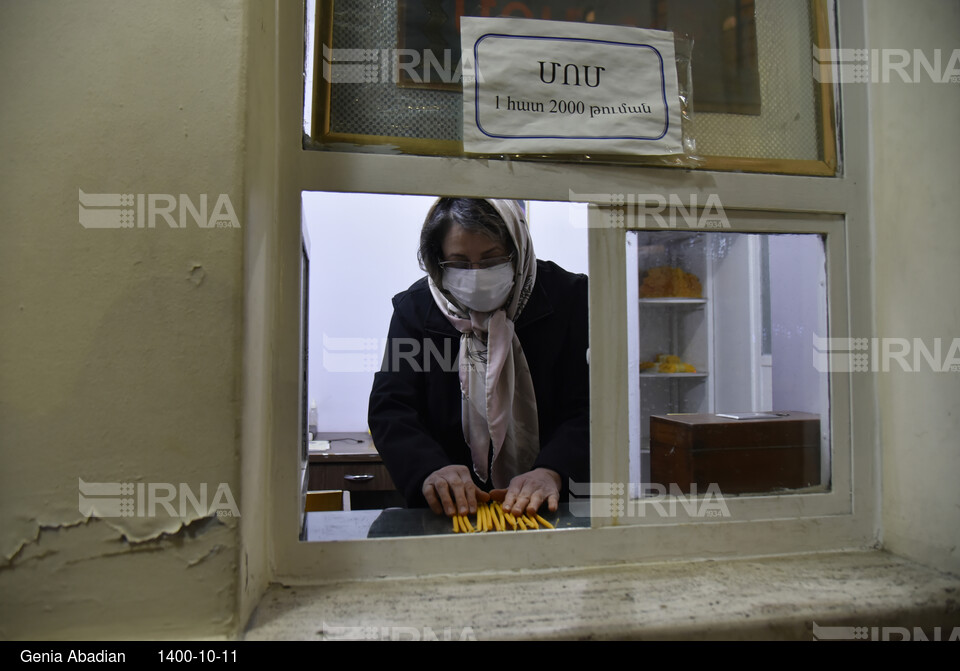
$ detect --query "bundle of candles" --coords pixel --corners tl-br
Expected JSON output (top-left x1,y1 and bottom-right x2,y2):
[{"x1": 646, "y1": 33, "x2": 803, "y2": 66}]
[{"x1": 452, "y1": 500, "x2": 555, "y2": 533}]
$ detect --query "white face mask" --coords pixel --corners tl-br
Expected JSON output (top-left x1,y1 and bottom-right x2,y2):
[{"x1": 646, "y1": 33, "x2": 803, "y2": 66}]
[{"x1": 443, "y1": 264, "x2": 515, "y2": 313}]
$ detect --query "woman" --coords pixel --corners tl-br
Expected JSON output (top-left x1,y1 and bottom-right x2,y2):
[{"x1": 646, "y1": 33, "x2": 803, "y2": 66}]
[{"x1": 368, "y1": 197, "x2": 589, "y2": 520}]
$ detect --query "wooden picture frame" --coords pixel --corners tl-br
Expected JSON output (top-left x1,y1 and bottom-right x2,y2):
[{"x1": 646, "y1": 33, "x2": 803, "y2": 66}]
[{"x1": 311, "y1": 0, "x2": 838, "y2": 176}]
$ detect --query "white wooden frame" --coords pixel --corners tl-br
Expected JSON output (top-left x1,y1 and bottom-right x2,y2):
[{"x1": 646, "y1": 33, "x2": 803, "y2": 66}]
[{"x1": 267, "y1": 0, "x2": 877, "y2": 581}]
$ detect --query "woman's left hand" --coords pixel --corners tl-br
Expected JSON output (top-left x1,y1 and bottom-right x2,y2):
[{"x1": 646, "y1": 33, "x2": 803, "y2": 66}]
[{"x1": 490, "y1": 467, "x2": 561, "y2": 518}]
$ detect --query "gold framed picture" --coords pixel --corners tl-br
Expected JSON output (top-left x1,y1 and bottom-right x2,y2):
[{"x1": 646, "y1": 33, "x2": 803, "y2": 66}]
[{"x1": 311, "y1": 0, "x2": 837, "y2": 176}]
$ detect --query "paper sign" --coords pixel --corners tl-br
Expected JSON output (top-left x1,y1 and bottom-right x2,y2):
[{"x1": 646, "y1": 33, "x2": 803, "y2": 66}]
[{"x1": 461, "y1": 17, "x2": 684, "y2": 156}]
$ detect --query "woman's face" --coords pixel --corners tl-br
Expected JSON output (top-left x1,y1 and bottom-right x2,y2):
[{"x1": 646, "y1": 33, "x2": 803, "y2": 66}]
[{"x1": 440, "y1": 224, "x2": 509, "y2": 269}]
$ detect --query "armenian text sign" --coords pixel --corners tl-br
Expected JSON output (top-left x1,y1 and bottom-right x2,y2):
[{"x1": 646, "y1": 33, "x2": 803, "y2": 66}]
[{"x1": 462, "y1": 17, "x2": 684, "y2": 155}]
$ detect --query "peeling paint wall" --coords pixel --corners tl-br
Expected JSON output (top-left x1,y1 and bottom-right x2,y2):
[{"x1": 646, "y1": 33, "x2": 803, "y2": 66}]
[
  {"x1": 0, "y1": 0, "x2": 248, "y2": 638},
  {"x1": 867, "y1": 0, "x2": 960, "y2": 574}
]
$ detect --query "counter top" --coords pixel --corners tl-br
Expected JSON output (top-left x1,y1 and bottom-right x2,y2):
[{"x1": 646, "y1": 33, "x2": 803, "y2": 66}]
[
  {"x1": 304, "y1": 503, "x2": 590, "y2": 541},
  {"x1": 309, "y1": 431, "x2": 380, "y2": 462}
]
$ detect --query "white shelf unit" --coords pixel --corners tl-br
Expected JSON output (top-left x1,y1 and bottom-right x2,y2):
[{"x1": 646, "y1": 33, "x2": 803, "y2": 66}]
[
  {"x1": 627, "y1": 231, "x2": 716, "y2": 490},
  {"x1": 627, "y1": 230, "x2": 781, "y2": 490}
]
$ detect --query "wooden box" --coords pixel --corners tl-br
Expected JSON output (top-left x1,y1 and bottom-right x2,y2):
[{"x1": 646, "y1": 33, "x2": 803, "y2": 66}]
[{"x1": 650, "y1": 412, "x2": 821, "y2": 494}]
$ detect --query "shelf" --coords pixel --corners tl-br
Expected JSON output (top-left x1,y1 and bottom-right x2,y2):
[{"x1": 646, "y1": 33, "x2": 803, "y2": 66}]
[
  {"x1": 638, "y1": 298, "x2": 706, "y2": 307},
  {"x1": 630, "y1": 229, "x2": 715, "y2": 492},
  {"x1": 640, "y1": 372, "x2": 708, "y2": 379},
  {"x1": 635, "y1": 230, "x2": 706, "y2": 246}
]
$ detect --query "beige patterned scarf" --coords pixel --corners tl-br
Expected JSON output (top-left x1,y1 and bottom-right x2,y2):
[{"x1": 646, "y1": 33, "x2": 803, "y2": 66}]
[{"x1": 427, "y1": 199, "x2": 540, "y2": 487}]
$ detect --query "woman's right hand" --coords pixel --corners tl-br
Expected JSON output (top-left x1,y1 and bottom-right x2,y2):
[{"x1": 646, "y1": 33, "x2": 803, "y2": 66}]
[{"x1": 422, "y1": 465, "x2": 490, "y2": 517}]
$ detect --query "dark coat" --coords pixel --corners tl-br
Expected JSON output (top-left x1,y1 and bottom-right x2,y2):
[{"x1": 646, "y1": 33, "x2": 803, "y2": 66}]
[{"x1": 368, "y1": 260, "x2": 590, "y2": 507}]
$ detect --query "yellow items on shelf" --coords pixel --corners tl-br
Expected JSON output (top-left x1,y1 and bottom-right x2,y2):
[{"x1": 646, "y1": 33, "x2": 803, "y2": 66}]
[
  {"x1": 657, "y1": 361, "x2": 697, "y2": 373},
  {"x1": 640, "y1": 354, "x2": 697, "y2": 373},
  {"x1": 640, "y1": 266, "x2": 702, "y2": 298}
]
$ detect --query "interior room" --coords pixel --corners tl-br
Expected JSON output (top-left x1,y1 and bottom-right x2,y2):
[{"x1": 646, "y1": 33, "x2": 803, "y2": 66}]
[
  {"x1": 300, "y1": 192, "x2": 589, "y2": 538},
  {"x1": 1, "y1": 0, "x2": 958, "y2": 642}
]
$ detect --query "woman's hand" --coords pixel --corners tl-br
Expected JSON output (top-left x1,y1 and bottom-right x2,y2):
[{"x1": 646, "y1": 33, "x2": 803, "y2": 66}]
[
  {"x1": 422, "y1": 465, "x2": 490, "y2": 517},
  {"x1": 490, "y1": 468, "x2": 561, "y2": 518}
]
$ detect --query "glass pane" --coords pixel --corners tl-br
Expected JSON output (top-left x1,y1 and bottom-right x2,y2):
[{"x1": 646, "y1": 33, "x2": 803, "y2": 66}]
[
  {"x1": 625, "y1": 230, "x2": 829, "y2": 500},
  {"x1": 301, "y1": 192, "x2": 591, "y2": 540},
  {"x1": 689, "y1": 0, "x2": 825, "y2": 162}
]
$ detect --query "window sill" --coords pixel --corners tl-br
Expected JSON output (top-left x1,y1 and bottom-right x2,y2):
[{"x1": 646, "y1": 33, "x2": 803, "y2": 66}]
[{"x1": 244, "y1": 549, "x2": 960, "y2": 640}]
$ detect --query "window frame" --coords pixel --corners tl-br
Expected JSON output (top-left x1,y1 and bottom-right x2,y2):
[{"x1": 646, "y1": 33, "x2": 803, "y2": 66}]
[
  {"x1": 590, "y1": 212, "x2": 850, "y2": 527},
  {"x1": 268, "y1": 0, "x2": 877, "y2": 581},
  {"x1": 309, "y1": 0, "x2": 840, "y2": 176}
]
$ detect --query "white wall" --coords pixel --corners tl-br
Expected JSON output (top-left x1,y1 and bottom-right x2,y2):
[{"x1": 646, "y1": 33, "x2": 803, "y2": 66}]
[
  {"x1": 527, "y1": 200, "x2": 590, "y2": 276},
  {"x1": 867, "y1": 0, "x2": 960, "y2": 574},
  {"x1": 304, "y1": 194, "x2": 588, "y2": 432},
  {"x1": 304, "y1": 192, "x2": 435, "y2": 432},
  {"x1": 769, "y1": 234, "x2": 827, "y2": 414}
]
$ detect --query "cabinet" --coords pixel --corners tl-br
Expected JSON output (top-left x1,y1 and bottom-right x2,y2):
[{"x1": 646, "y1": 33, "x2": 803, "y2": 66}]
[
  {"x1": 649, "y1": 412, "x2": 821, "y2": 494},
  {"x1": 308, "y1": 432, "x2": 403, "y2": 510}
]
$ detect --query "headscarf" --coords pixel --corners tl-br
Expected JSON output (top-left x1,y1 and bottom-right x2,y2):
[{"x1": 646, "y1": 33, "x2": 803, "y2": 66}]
[{"x1": 426, "y1": 199, "x2": 540, "y2": 488}]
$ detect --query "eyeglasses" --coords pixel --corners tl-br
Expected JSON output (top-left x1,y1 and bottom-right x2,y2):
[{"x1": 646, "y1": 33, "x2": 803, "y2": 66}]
[{"x1": 438, "y1": 254, "x2": 513, "y2": 271}]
